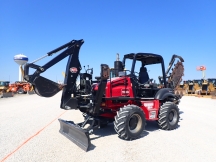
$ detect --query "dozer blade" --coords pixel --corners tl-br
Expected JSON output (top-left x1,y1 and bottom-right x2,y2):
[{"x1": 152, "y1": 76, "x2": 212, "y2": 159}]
[
  {"x1": 58, "y1": 119, "x2": 91, "y2": 151},
  {"x1": 2, "y1": 92, "x2": 14, "y2": 98}
]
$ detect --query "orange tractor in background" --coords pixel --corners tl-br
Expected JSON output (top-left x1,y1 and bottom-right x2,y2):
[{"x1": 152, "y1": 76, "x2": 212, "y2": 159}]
[
  {"x1": 6, "y1": 81, "x2": 34, "y2": 94},
  {"x1": 2, "y1": 65, "x2": 35, "y2": 97}
]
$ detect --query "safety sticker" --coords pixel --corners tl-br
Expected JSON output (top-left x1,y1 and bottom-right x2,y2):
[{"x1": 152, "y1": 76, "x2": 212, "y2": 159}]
[{"x1": 121, "y1": 88, "x2": 130, "y2": 96}]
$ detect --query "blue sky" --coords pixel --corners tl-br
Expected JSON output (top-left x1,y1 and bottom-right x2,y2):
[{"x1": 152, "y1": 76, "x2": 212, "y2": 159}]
[{"x1": 0, "y1": 0, "x2": 215, "y2": 83}]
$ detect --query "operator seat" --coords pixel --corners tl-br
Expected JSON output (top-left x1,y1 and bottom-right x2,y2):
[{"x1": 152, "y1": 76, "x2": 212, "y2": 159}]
[{"x1": 139, "y1": 66, "x2": 149, "y2": 84}]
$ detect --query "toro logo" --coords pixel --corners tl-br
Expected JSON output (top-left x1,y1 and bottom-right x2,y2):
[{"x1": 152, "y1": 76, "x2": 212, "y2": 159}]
[
  {"x1": 121, "y1": 88, "x2": 130, "y2": 96},
  {"x1": 70, "y1": 67, "x2": 78, "y2": 73}
]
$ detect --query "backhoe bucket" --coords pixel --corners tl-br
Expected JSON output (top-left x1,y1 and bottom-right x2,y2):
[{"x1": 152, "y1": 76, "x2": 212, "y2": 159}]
[
  {"x1": 2, "y1": 92, "x2": 14, "y2": 98},
  {"x1": 58, "y1": 119, "x2": 91, "y2": 151},
  {"x1": 33, "y1": 76, "x2": 62, "y2": 97}
]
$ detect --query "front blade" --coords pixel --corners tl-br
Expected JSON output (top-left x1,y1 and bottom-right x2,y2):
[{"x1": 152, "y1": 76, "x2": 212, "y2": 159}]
[{"x1": 58, "y1": 119, "x2": 91, "y2": 152}]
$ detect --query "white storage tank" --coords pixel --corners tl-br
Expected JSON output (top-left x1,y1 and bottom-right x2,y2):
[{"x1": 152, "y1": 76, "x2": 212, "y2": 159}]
[
  {"x1": 14, "y1": 54, "x2": 28, "y2": 65},
  {"x1": 14, "y1": 54, "x2": 29, "y2": 81}
]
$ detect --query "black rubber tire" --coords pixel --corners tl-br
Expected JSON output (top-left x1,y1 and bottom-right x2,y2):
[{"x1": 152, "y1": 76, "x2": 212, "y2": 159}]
[
  {"x1": 114, "y1": 105, "x2": 146, "y2": 140},
  {"x1": 158, "y1": 101, "x2": 180, "y2": 130},
  {"x1": 17, "y1": 88, "x2": 25, "y2": 94}
]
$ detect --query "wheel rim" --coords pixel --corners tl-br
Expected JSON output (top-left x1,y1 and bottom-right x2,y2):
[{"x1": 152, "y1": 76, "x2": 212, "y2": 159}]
[
  {"x1": 128, "y1": 114, "x2": 142, "y2": 133},
  {"x1": 18, "y1": 88, "x2": 24, "y2": 93},
  {"x1": 168, "y1": 109, "x2": 178, "y2": 125}
]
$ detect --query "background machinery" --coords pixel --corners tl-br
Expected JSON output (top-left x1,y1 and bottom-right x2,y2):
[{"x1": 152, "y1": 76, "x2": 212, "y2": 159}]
[
  {"x1": 196, "y1": 78, "x2": 216, "y2": 97},
  {"x1": 208, "y1": 78, "x2": 216, "y2": 95},
  {"x1": 186, "y1": 79, "x2": 202, "y2": 95},
  {"x1": 23, "y1": 39, "x2": 184, "y2": 151},
  {"x1": 3, "y1": 66, "x2": 35, "y2": 96},
  {"x1": 6, "y1": 81, "x2": 34, "y2": 94},
  {"x1": 193, "y1": 65, "x2": 212, "y2": 96},
  {"x1": 208, "y1": 78, "x2": 216, "y2": 99},
  {"x1": 0, "y1": 81, "x2": 13, "y2": 98}
]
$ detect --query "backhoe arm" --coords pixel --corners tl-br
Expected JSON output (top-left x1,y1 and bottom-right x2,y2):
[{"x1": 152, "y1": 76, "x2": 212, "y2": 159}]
[{"x1": 24, "y1": 39, "x2": 84, "y2": 98}]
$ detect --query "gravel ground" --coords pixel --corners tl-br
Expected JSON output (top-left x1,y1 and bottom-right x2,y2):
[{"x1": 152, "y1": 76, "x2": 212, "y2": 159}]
[{"x1": 0, "y1": 93, "x2": 216, "y2": 162}]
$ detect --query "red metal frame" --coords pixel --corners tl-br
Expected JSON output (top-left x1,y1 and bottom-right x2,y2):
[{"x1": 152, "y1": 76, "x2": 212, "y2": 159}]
[{"x1": 94, "y1": 76, "x2": 161, "y2": 121}]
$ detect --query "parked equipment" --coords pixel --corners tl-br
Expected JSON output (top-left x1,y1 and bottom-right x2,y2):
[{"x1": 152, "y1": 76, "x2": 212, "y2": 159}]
[
  {"x1": 4, "y1": 66, "x2": 35, "y2": 95},
  {"x1": 23, "y1": 39, "x2": 184, "y2": 151},
  {"x1": 6, "y1": 81, "x2": 34, "y2": 94},
  {"x1": 186, "y1": 79, "x2": 201, "y2": 94},
  {"x1": 0, "y1": 81, "x2": 14, "y2": 98},
  {"x1": 199, "y1": 79, "x2": 210, "y2": 95},
  {"x1": 198, "y1": 78, "x2": 216, "y2": 96},
  {"x1": 208, "y1": 78, "x2": 216, "y2": 95},
  {"x1": 208, "y1": 78, "x2": 216, "y2": 99}
]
